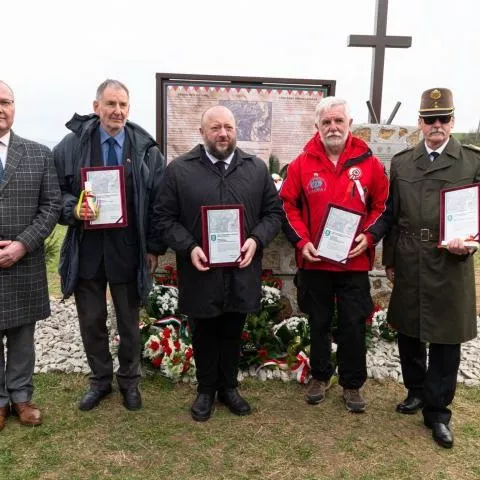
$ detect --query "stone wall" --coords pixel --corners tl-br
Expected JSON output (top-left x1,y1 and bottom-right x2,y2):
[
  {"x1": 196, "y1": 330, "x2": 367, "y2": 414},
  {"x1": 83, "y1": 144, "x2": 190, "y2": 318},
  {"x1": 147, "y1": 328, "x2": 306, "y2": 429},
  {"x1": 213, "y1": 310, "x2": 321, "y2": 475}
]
[
  {"x1": 157, "y1": 233, "x2": 392, "y2": 314},
  {"x1": 351, "y1": 123, "x2": 421, "y2": 175},
  {"x1": 157, "y1": 233, "x2": 300, "y2": 310},
  {"x1": 157, "y1": 235, "x2": 480, "y2": 314}
]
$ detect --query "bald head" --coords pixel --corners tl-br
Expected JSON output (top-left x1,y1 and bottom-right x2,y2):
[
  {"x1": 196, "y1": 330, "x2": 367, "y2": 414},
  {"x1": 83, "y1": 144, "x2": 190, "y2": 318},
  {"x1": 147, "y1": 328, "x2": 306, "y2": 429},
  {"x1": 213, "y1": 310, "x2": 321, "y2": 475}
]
[
  {"x1": 0, "y1": 81, "x2": 14, "y2": 98},
  {"x1": 199, "y1": 105, "x2": 237, "y2": 160},
  {"x1": 200, "y1": 105, "x2": 236, "y2": 130}
]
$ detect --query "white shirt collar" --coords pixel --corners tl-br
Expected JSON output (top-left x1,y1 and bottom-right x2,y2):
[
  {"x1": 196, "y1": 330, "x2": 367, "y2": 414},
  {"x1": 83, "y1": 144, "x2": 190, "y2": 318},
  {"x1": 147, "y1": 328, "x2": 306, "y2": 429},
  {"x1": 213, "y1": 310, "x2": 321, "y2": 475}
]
[
  {"x1": 0, "y1": 131, "x2": 11, "y2": 147},
  {"x1": 425, "y1": 138, "x2": 449, "y2": 156},
  {"x1": 204, "y1": 147, "x2": 235, "y2": 166},
  {"x1": 0, "y1": 131, "x2": 11, "y2": 167}
]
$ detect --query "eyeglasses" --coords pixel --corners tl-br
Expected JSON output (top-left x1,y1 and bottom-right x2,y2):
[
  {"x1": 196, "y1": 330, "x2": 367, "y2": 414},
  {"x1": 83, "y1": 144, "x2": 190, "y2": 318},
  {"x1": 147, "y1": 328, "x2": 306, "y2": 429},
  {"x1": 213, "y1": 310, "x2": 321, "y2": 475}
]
[
  {"x1": 0, "y1": 100, "x2": 14, "y2": 108},
  {"x1": 422, "y1": 115, "x2": 452, "y2": 125}
]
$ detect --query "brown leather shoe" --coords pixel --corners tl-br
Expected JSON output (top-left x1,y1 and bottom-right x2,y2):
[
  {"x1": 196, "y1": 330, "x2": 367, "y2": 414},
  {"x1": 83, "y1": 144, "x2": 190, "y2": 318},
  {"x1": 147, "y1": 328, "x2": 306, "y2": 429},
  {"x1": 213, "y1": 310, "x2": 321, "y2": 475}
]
[
  {"x1": 0, "y1": 405, "x2": 9, "y2": 431},
  {"x1": 12, "y1": 402, "x2": 42, "y2": 426}
]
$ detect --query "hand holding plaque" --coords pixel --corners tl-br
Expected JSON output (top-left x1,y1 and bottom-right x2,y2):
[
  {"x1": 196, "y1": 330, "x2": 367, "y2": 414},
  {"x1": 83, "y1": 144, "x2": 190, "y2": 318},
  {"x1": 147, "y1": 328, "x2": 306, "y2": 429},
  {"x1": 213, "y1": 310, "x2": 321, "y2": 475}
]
[
  {"x1": 201, "y1": 204, "x2": 245, "y2": 267},
  {"x1": 80, "y1": 166, "x2": 128, "y2": 229},
  {"x1": 439, "y1": 183, "x2": 480, "y2": 250},
  {"x1": 315, "y1": 204, "x2": 364, "y2": 266}
]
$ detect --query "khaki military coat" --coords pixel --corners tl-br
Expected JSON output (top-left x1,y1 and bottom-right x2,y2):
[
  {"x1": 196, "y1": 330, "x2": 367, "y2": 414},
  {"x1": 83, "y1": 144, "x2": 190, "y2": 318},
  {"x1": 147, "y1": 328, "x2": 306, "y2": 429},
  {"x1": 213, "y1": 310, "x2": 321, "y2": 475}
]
[{"x1": 383, "y1": 137, "x2": 480, "y2": 344}]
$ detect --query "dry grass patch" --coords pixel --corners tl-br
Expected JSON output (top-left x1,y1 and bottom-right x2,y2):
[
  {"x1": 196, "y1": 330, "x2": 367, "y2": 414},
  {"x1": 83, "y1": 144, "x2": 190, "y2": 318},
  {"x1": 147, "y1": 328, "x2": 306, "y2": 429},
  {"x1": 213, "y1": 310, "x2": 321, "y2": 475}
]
[{"x1": 1, "y1": 374, "x2": 479, "y2": 480}]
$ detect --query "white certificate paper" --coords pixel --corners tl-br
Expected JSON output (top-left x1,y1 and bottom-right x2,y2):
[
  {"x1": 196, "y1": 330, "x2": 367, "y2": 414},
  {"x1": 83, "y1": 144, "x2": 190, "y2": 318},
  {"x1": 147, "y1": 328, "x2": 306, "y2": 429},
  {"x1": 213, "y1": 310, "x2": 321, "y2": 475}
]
[
  {"x1": 83, "y1": 167, "x2": 127, "y2": 227},
  {"x1": 207, "y1": 208, "x2": 242, "y2": 265},
  {"x1": 442, "y1": 185, "x2": 479, "y2": 247},
  {"x1": 316, "y1": 206, "x2": 363, "y2": 264}
]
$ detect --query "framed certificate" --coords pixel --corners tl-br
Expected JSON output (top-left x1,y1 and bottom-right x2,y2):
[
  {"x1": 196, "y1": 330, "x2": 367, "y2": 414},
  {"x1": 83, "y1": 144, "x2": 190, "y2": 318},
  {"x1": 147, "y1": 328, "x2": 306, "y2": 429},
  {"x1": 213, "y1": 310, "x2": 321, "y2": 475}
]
[
  {"x1": 315, "y1": 204, "x2": 364, "y2": 266},
  {"x1": 201, "y1": 204, "x2": 245, "y2": 267},
  {"x1": 81, "y1": 166, "x2": 128, "y2": 229},
  {"x1": 440, "y1": 183, "x2": 480, "y2": 248}
]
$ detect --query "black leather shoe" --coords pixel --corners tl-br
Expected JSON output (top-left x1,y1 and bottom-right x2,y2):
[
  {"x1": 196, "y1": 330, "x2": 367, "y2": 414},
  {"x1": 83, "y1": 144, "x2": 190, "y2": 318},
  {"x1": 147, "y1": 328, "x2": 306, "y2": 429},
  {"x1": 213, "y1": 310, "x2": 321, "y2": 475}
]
[
  {"x1": 191, "y1": 393, "x2": 215, "y2": 422},
  {"x1": 121, "y1": 387, "x2": 142, "y2": 411},
  {"x1": 395, "y1": 395, "x2": 424, "y2": 414},
  {"x1": 425, "y1": 421, "x2": 454, "y2": 449},
  {"x1": 79, "y1": 386, "x2": 112, "y2": 411},
  {"x1": 217, "y1": 388, "x2": 252, "y2": 416}
]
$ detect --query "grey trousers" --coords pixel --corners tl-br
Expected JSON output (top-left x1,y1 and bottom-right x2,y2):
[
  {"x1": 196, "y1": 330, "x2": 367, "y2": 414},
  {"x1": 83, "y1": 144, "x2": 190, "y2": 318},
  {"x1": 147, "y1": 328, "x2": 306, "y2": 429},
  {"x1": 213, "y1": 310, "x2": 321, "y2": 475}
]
[
  {"x1": 0, "y1": 323, "x2": 36, "y2": 407},
  {"x1": 74, "y1": 277, "x2": 141, "y2": 391}
]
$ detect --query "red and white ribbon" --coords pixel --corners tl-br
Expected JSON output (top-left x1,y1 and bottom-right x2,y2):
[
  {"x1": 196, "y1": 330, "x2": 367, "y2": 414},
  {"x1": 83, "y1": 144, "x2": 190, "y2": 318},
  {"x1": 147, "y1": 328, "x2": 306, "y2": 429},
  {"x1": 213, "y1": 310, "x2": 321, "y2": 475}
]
[
  {"x1": 154, "y1": 316, "x2": 182, "y2": 328},
  {"x1": 255, "y1": 358, "x2": 288, "y2": 375},
  {"x1": 291, "y1": 351, "x2": 311, "y2": 384},
  {"x1": 354, "y1": 179, "x2": 365, "y2": 204}
]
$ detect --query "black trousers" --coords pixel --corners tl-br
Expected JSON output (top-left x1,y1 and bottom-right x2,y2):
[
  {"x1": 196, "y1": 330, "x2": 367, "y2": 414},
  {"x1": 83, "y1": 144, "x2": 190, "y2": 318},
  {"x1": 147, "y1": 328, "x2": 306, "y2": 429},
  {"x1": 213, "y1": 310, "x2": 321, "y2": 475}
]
[
  {"x1": 298, "y1": 270, "x2": 372, "y2": 389},
  {"x1": 398, "y1": 333, "x2": 460, "y2": 425},
  {"x1": 74, "y1": 266, "x2": 141, "y2": 391},
  {"x1": 190, "y1": 313, "x2": 247, "y2": 394}
]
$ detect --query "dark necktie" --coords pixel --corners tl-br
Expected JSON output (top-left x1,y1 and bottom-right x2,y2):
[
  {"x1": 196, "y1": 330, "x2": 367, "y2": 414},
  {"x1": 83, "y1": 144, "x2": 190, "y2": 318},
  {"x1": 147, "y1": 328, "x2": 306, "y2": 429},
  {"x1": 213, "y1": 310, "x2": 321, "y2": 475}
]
[
  {"x1": 106, "y1": 137, "x2": 118, "y2": 166},
  {"x1": 429, "y1": 151, "x2": 440, "y2": 162},
  {"x1": 215, "y1": 161, "x2": 227, "y2": 176},
  {"x1": 0, "y1": 154, "x2": 4, "y2": 181}
]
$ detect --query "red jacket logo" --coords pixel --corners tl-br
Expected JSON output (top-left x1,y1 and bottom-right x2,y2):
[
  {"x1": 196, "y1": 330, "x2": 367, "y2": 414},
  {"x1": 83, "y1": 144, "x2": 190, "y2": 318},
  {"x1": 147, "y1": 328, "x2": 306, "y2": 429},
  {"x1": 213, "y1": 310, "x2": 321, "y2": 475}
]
[{"x1": 307, "y1": 174, "x2": 326, "y2": 194}]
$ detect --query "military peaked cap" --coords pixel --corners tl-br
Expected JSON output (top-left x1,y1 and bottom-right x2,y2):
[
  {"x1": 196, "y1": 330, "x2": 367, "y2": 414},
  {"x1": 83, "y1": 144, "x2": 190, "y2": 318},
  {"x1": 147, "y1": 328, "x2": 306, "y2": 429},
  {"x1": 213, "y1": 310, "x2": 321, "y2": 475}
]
[{"x1": 419, "y1": 88, "x2": 455, "y2": 117}]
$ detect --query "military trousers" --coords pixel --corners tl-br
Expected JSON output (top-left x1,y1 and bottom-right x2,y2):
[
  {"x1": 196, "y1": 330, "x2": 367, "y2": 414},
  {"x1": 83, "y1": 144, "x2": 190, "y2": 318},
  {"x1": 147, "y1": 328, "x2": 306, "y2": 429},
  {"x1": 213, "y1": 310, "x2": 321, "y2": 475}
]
[{"x1": 398, "y1": 333, "x2": 460, "y2": 425}]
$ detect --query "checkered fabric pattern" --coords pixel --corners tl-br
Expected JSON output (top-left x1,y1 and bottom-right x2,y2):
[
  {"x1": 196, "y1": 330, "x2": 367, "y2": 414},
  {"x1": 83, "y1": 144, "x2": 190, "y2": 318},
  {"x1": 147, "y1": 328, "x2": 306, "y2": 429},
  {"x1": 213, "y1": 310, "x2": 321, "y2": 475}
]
[{"x1": 0, "y1": 132, "x2": 61, "y2": 329}]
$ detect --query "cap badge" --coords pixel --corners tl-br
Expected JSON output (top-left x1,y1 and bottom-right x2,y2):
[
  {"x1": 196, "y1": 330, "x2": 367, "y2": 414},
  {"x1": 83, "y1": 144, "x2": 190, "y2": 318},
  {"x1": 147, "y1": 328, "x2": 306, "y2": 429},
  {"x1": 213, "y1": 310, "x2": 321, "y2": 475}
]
[{"x1": 430, "y1": 89, "x2": 442, "y2": 100}]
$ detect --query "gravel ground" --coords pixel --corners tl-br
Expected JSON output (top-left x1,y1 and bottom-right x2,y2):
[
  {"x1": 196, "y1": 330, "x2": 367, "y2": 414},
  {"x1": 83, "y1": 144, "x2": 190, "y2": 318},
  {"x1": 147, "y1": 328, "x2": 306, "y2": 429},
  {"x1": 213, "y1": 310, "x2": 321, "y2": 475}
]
[{"x1": 34, "y1": 299, "x2": 480, "y2": 387}]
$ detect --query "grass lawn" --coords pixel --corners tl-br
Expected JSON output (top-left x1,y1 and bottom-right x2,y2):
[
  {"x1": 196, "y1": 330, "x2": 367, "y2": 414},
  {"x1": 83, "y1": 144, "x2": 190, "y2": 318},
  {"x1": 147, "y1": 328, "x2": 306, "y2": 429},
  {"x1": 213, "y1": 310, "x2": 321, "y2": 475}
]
[
  {"x1": 46, "y1": 224, "x2": 66, "y2": 299},
  {"x1": 1, "y1": 375, "x2": 480, "y2": 479},
  {"x1": 36, "y1": 228, "x2": 480, "y2": 479}
]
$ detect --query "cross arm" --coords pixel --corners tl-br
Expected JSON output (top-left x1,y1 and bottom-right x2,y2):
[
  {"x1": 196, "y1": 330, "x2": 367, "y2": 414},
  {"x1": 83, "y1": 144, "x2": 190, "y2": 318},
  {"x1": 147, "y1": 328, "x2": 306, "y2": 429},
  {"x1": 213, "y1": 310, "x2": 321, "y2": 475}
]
[{"x1": 348, "y1": 34, "x2": 411, "y2": 48}]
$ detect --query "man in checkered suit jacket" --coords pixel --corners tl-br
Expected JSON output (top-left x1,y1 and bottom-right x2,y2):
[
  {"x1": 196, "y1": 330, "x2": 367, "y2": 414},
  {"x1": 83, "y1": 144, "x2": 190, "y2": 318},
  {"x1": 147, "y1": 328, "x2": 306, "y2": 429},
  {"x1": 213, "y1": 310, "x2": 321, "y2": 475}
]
[{"x1": 0, "y1": 81, "x2": 61, "y2": 430}]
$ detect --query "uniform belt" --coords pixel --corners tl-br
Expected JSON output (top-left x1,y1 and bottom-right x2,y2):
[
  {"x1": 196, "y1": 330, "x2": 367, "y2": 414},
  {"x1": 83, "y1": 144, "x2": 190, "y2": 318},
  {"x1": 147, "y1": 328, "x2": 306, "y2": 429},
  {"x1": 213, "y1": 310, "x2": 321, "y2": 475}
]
[{"x1": 400, "y1": 228, "x2": 439, "y2": 242}]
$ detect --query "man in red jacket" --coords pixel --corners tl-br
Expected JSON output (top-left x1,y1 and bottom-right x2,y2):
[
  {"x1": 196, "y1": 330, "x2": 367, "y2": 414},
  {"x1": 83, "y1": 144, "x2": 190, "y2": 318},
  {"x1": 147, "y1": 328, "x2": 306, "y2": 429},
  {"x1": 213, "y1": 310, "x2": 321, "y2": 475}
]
[{"x1": 280, "y1": 97, "x2": 389, "y2": 412}]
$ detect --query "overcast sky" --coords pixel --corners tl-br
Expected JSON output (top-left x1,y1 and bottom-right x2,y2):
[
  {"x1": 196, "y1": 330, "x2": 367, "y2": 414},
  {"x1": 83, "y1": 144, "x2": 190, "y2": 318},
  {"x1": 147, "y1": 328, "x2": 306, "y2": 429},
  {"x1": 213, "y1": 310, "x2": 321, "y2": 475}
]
[{"x1": 4, "y1": 0, "x2": 479, "y2": 147}]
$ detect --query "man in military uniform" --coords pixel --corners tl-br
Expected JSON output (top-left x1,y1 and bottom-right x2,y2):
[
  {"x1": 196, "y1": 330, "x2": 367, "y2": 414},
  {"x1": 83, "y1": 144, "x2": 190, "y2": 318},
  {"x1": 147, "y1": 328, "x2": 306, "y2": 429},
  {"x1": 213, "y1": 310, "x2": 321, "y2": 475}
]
[{"x1": 383, "y1": 88, "x2": 480, "y2": 448}]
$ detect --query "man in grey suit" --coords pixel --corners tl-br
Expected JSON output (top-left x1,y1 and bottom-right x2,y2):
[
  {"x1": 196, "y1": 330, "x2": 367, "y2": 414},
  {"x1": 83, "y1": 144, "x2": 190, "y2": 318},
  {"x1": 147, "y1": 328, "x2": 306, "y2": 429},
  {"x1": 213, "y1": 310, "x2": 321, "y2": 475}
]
[{"x1": 0, "y1": 81, "x2": 61, "y2": 430}]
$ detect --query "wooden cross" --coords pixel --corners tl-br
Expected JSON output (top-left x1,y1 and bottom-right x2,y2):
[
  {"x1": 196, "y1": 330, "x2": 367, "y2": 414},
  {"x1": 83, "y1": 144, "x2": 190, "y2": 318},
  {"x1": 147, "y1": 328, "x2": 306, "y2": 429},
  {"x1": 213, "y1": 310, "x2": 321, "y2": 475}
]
[{"x1": 348, "y1": 0, "x2": 412, "y2": 123}]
